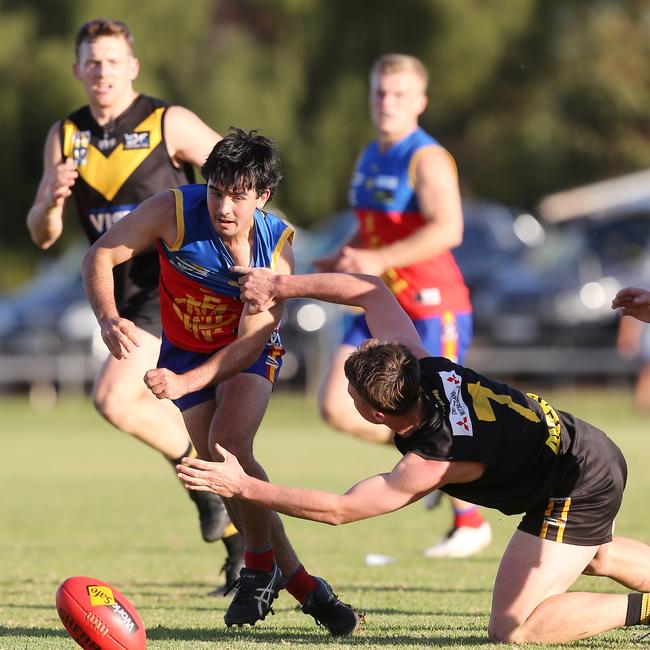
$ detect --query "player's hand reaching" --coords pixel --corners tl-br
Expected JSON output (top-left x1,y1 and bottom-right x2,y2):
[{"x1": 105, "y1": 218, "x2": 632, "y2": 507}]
[
  {"x1": 99, "y1": 316, "x2": 139, "y2": 359},
  {"x1": 47, "y1": 158, "x2": 78, "y2": 209},
  {"x1": 335, "y1": 246, "x2": 388, "y2": 276},
  {"x1": 143, "y1": 367, "x2": 190, "y2": 400},
  {"x1": 313, "y1": 251, "x2": 341, "y2": 272},
  {"x1": 177, "y1": 444, "x2": 245, "y2": 498},
  {"x1": 231, "y1": 265, "x2": 279, "y2": 314},
  {"x1": 612, "y1": 287, "x2": 650, "y2": 323}
]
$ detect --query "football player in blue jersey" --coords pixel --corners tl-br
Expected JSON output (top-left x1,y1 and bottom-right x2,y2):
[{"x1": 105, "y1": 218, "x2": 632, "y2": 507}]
[
  {"x1": 179, "y1": 267, "x2": 650, "y2": 644},
  {"x1": 82, "y1": 128, "x2": 361, "y2": 636}
]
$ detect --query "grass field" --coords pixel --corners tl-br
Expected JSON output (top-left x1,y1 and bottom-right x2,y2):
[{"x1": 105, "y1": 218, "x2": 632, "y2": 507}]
[{"x1": 1, "y1": 387, "x2": 649, "y2": 649}]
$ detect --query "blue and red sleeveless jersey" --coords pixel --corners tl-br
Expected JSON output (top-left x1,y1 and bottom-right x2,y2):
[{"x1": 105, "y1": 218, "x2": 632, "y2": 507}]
[
  {"x1": 157, "y1": 184, "x2": 294, "y2": 352},
  {"x1": 349, "y1": 127, "x2": 471, "y2": 319}
]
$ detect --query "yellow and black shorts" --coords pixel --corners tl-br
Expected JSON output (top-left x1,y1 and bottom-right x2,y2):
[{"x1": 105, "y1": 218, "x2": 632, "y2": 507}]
[{"x1": 518, "y1": 422, "x2": 627, "y2": 547}]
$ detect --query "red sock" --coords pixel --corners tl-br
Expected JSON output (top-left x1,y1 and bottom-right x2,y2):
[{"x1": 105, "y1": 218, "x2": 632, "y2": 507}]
[
  {"x1": 244, "y1": 546, "x2": 274, "y2": 572},
  {"x1": 284, "y1": 565, "x2": 317, "y2": 604},
  {"x1": 453, "y1": 505, "x2": 484, "y2": 529}
]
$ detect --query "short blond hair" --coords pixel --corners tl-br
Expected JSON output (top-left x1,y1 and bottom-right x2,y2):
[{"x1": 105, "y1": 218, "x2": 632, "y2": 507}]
[
  {"x1": 75, "y1": 18, "x2": 135, "y2": 60},
  {"x1": 370, "y1": 54, "x2": 428, "y2": 92}
]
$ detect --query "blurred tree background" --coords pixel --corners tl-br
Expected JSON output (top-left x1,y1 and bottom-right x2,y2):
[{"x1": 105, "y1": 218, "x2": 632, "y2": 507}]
[{"x1": 2, "y1": 0, "x2": 650, "y2": 289}]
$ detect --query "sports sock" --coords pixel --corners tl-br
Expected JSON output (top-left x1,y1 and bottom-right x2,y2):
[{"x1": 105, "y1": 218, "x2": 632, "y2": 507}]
[
  {"x1": 170, "y1": 441, "x2": 196, "y2": 466},
  {"x1": 452, "y1": 504, "x2": 484, "y2": 529},
  {"x1": 284, "y1": 564, "x2": 317, "y2": 604},
  {"x1": 244, "y1": 545, "x2": 274, "y2": 572},
  {"x1": 626, "y1": 593, "x2": 650, "y2": 625}
]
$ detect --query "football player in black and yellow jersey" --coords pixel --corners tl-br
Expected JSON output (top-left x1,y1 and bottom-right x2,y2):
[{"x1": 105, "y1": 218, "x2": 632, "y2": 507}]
[
  {"x1": 178, "y1": 269, "x2": 650, "y2": 644},
  {"x1": 25, "y1": 18, "x2": 242, "y2": 594}
]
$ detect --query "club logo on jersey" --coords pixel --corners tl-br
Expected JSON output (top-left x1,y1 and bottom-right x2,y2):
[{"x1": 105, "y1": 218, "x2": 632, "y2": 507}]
[
  {"x1": 172, "y1": 292, "x2": 239, "y2": 342},
  {"x1": 439, "y1": 370, "x2": 473, "y2": 437},
  {"x1": 123, "y1": 131, "x2": 150, "y2": 150},
  {"x1": 374, "y1": 174, "x2": 399, "y2": 191},
  {"x1": 97, "y1": 135, "x2": 117, "y2": 151},
  {"x1": 72, "y1": 130, "x2": 91, "y2": 167}
]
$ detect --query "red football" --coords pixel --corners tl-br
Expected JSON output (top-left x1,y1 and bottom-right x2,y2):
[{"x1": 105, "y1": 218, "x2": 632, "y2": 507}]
[{"x1": 56, "y1": 576, "x2": 146, "y2": 649}]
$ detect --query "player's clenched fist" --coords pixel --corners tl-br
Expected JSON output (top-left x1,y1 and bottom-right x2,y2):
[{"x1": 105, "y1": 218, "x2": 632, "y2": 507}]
[
  {"x1": 48, "y1": 158, "x2": 78, "y2": 208},
  {"x1": 231, "y1": 265, "x2": 279, "y2": 313},
  {"x1": 144, "y1": 367, "x2": 189, "y2": 400}
]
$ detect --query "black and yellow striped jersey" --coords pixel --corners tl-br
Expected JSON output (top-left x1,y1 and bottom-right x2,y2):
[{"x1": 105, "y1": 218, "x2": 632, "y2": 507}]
[
  {"x1": 394, "y1": 356, "x2": 615, "y2": 516},
  {"x1": 60, "y1": 94, "x2": 194, "y2": 313}
]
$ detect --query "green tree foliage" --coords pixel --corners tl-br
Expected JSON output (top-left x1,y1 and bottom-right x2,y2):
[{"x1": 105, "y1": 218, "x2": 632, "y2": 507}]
[{"x1": 2, "y1": 0, "x2": 650, "y2": 288}]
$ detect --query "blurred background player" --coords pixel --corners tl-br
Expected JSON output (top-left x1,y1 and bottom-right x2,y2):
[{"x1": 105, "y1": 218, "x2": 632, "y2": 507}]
[
  {"x1": 614, "y1": 286, "x2": 650, "y2": 413},
  {"x1": 315, "y1": 53, "x2": 491, "y2": 558},
  {"x1": 616, "y1": 315, "x2": 650, "y2": 414},
  {"x1": 82, "y1": 128, "x2": 361, "y2": 635},
  {"x1": 25, "y1": 18, "x2": 243, "y2": 594}
]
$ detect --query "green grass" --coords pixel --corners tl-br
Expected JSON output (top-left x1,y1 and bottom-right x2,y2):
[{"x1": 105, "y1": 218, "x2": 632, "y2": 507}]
[{"x1": 0, "y1": 387, "x2": 648, "y2": 649}]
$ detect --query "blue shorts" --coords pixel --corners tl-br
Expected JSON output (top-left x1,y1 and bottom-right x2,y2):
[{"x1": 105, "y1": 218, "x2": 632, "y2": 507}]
[
  {"x1": 342, "y1": 311, "x2": 473, "y2": 363},
  {"x1": 158, "y1": 333, "x2": 285, "y2": 411}
]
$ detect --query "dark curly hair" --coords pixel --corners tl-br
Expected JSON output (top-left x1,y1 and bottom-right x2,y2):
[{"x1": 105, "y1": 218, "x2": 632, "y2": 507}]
[{"x1": 201, "y1": 127, "x2": 283, "y2": 200}]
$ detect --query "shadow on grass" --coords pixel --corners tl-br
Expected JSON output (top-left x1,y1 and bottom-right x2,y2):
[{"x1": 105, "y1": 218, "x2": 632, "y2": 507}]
[
  {"x1": 145, "y1": 625, "x2": 489, "y2": 645},
  {"x1": 0, "y1": 624, "x2": 487, "y2": 646},
  {"x1": 0, "y1": 626, "x2": 68, "y2": 638}
]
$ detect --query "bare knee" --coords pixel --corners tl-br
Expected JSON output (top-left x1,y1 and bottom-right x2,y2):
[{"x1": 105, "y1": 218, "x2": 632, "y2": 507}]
[
  {"x1": 319, "y1": 399, "x2": 348, "y2": 433},
  {"x1": 583, "y1": 549, "x2": 610, "y2": 577},
  {"x1": 92, "y1": 381, "x2": 134, "y2": 430},
  {"x1": 488, "y1": 616, "x2": 525, "y2": 644}
]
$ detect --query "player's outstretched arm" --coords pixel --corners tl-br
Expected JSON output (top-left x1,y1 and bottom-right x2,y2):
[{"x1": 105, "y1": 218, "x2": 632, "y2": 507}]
[
  {"x1": 82, "y1": 191, "x2": 178, "y2": 359},
  {"x1": 178, "y1": 444, "x2": 447, "y2": 525},
  {"x1": 233, "y1": 268, "x2": 429, "y2": 358},
  {"x1": 612, "y1": 287, "x2": 650, "y2": 323}
]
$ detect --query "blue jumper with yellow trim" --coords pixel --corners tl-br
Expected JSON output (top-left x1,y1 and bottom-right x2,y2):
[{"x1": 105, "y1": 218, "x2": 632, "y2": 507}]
[{"x1": 158, "y1": 184, "x2": 293, "y2": 353}]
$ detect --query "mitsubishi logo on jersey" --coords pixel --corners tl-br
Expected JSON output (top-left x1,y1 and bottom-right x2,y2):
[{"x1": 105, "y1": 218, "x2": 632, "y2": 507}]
[{"x1": 439, "y1": 370, "x2": 473, "y2": 437}]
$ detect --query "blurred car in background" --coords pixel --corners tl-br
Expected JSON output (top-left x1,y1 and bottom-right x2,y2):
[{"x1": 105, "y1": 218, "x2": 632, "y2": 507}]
[
  {"x1": 0, "y1": 244, "x2": 104, "y2": 397},
  {"x1": 479, "y1": 207, "x2": 650, "y2": 347},
  {"x1": 453, "y1": 199, "x2": 545, "y2": 340},
  {"x1": 0, "y1": 244, "x2": 103, "y2": 359}
]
